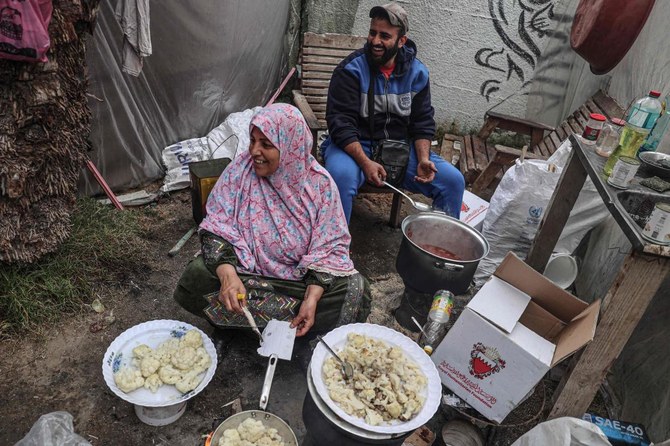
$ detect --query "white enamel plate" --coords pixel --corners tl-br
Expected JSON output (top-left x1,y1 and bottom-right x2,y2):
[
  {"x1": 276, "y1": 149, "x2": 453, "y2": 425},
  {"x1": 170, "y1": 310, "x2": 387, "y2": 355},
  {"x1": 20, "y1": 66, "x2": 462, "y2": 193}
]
[
  {"x1": 102, "y1": 320, "x2": 217, "y2": 407},
  {"x1": 310, "y1": 323, "x2": 442, "y2": 434}
]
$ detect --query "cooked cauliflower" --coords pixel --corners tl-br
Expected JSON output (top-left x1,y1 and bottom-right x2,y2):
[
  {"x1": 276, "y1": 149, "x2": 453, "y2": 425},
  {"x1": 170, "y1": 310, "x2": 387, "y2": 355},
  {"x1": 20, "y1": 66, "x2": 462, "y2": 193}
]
[
  {"x1": 114, "y1": 368, "x2": 145, "y2": 393},
  {"x1": 181, "y1": 329, "x2": 203, "y2": 348},
  {"x1": 219, "y1": 418, "x2": 285, "y2": 446},
  {"x1": 144, "y1": 373, "x2": 163, "y2": 393},
  {"x1": 114, "y1": 328, "x2": 212, "y2": 394},
  {"x1": 175, "y1": 368, "x2": 204, "y2": 394},
  {"x1": 158, "y1": 364, "x2": 183, "y2": 385},
  {"x1": 132, "y1": 344, "x2": 153, "y2": 359},
  {"x1": 323, "y1": 333, "x2": 426, "y2": 426},
  {"x1": 140, "y1": 354, "x2": 162, "y2": 377},
  {"x1": 171, "y1": 345, "x2": 197, "y2": 370},
  {"x1": 155, "y1": 338, "x2": 180, "y2": 365}
]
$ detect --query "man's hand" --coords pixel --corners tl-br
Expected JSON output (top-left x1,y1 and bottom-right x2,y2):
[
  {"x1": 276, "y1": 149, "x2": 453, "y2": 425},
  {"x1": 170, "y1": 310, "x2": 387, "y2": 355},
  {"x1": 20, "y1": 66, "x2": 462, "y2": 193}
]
[
  {"x1": 216, "y1": 264, "x2": 246, "y2": 314},
  {"x1": 362, "y1": 158, "x2": 386, "y2": 186},
  {"x1": 291, "y1": 284, "x2": 324, "y2": 337},
  {"x1": 415, "y1": 159, "x2": 437, "y2": 183}
]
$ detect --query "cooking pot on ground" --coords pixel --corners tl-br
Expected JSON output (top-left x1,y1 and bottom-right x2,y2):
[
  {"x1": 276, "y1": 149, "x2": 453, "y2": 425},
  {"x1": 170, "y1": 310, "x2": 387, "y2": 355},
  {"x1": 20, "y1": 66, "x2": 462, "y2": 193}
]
[{"x1": 396, "y1": 213, "x2": 489, "y2": 296}]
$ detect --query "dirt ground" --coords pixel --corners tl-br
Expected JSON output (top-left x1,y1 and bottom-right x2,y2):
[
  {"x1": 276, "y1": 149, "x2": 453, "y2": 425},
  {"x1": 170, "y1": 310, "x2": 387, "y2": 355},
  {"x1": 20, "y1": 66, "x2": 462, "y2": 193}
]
[{"x1": 0, "y1": 189, "x2": 548, "y2": 446}]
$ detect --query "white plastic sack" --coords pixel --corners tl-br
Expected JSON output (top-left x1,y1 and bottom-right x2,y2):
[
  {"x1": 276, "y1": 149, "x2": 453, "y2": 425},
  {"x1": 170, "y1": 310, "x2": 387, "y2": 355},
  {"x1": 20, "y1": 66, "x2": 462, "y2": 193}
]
[
  {"x1": 511, "y1": 417, "x2": 612, "y2": 446},
  {"x1": 15, "y1": 411, "x2": 91, "y2": 446},
  {"x1": 474, "y1": 140, "x2": 609, "y2": 287},
  {"x1": 159, "y1": 107, "x2": 259, "y2": 193},
  {"x1": 161, "y1": 137, "x2": 210, "y2": 171},
  {"x1": 207, "y1": 106, "x2": 260, "y2": 160}
]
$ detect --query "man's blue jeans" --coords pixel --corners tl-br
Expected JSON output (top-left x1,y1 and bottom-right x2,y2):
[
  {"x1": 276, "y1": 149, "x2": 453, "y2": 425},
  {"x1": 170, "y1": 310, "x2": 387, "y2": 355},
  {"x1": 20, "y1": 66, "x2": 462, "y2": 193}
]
[{"x1": 322, "y1": 138, "x2": 465, "y2": 223}]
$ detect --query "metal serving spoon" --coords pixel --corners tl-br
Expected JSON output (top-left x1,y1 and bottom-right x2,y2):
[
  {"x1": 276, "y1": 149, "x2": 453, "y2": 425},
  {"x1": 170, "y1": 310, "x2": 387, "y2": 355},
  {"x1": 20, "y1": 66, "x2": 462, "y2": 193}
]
[
  {"x1": 382, "y1": 181, "x2": 433, "y2": 212},
  {"x1": 317, "y1": 335, "x2": 354, "y2": 380}
]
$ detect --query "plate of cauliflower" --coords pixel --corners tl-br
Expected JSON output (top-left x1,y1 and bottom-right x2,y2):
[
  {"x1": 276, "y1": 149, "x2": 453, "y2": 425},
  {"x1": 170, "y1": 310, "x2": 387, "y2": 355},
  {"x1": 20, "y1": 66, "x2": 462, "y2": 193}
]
[
  {"x1": 310, "y1": 323, "x2": 442, "y2": 435},
  {"x1": 102, "y1": 320, "x2": 217, "y2": 407},
  {"x1": 210, "y1": 412, "x2": 297, "y2": 446}
]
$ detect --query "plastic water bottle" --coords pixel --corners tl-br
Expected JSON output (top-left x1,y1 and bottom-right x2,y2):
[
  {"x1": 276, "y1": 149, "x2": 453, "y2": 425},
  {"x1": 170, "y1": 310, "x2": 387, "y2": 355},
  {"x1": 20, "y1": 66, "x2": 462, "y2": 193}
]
[
  {"x1": 419, "y1": 290, "x2": 454, "y2": 355},
  {"x1": 627, "y1": 90, "x2": 662, "y2": 131},
  {"x1": 640, "y1": 93, "x2": 669, "y2": 152}
]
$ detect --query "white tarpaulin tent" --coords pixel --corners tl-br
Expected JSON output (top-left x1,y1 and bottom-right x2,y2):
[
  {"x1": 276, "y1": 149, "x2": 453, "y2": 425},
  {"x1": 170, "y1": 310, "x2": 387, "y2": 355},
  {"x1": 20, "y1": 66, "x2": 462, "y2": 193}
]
[{"x1": 80, "y1": 0, "x2": 291, "y2": 194}]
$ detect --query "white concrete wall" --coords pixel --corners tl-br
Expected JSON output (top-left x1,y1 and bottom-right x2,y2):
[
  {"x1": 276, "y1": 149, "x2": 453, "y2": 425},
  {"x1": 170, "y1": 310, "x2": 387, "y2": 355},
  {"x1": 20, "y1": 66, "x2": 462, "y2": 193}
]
[{"x1": 352, "y1": 0, "x2": 562, "y2": 131}]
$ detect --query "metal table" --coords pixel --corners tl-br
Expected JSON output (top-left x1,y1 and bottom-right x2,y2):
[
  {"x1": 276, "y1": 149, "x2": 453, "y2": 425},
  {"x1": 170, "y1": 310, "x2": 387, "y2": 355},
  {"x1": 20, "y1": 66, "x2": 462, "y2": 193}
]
[{"x1": 525, "y1": 134, "x2": 670, "y2": 418}]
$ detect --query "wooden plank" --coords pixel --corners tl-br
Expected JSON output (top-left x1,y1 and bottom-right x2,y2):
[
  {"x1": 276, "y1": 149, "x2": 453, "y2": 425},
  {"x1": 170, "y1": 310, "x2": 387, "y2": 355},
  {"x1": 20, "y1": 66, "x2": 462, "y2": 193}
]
[
  {"x1": 592, "y1": 90, "x2": 625, "y2": 119},
  {"x1": 567, "y1": 116, "x2": 582, "y2": 135},
  {"x1": 472, "y1": 135, "x2": 488, "y2": 174},
  {"x1": 315, "y1": 111, "x2": 326, "y2": 120},
  {"x1": 574, "y1": 107, "x2": 589, "y2": 128},
  {"x1": 536, "y1": 140, "x2": 550, "y2": 157},
  {"x1": 303, "y1": 54, "x2": 344, "y2": 65},
  {"x1": 304, "y1": 95, "x2": 327, "y2": 104},
  {"x1": 292, "y1": 90, "x2": 320, "y2": 129},
  {"x1": 317, "y1": 118, "x2": 326, "y2": 128},
  {"x1": 549, "y1": 132, "x2": 562, "y2": 151},
  {"x1": 485, "y1": 140, "x2": 496, "y2": 163},
  {"x1": 561, "y1": 122, "x2": 576, "y2": 141},
  {"x1": 302, "y1": 79, "x2": 330, "y2": 89},
  {"x1": 554, "y1": 124, "x2": 567, "y2": 142},
  {"x1": 462, "y1": 135, "x2": 478, "y2": 183},
  {"x1": 310, "y1": 103, "x2": 326, "y2": 112},
  {"x1": 549, "y1": 253, "x2": 670, "y2": 418},
  {"x1": 459, "y1": 136, "x2": 471, "y2": 180},
  {"x1": 302, "y1": 87, "x2": 329, "y2": 96},
  {"x1": 487, "y1": 110, "x2": 555, "y2": 131},
  {"x1": 477, "y1": 117, "x2": 500, "y2": 140},
  {"x1": 471, "y1": 152, "x2": 515, "y2": 195},
  {"x1": 303, "y1": 32, "x2": 366, "y2": 49},
  {"x1": 303, "y1": 62, "x2": 339, "y2": 73},
  {"x1": 303, "y1": 47, "x2": 354, "y2": 58},
  {"x1": 526, "y1": 147, "x2": 587, "y2": 272},
  {"x1": 302, "y1": 71, "x2": 334, "y2": 81},
  {"x1": 530, "y1": 128, "x2": 545, "y2": 151}
]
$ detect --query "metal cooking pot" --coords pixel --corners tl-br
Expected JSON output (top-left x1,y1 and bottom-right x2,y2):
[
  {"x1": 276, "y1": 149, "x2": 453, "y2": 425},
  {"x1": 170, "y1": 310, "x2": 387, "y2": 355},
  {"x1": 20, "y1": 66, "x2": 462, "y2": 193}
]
[
  {"x1": 209, "y1": 355, "x2": 298, "y2": 445},
  {"x1": 396, "y1": 213, "x2": 489, "y2": 295},
  {"x1": 210, "y1": 410, "x2": 298, "y2": 445}
]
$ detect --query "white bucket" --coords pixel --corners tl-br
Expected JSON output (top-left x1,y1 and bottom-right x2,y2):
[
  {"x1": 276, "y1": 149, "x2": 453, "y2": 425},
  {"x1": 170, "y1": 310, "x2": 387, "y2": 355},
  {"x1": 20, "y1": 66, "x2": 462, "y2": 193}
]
[
  {"x1": 134, "y1": 401, "x2": 187, "y2": 426},
  {"x1": 543, "y1": 253, "x2": 578, "y2": 290}
]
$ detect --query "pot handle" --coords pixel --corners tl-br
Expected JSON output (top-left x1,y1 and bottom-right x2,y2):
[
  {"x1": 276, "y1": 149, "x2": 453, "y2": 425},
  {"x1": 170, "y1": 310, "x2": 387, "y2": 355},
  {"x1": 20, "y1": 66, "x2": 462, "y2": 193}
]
[
  {"x1": 259, "y1": 353, "x2": 278, "y2": 411},
  {"x1": 433, "y1": 261, "x2": 464, "y2": 271}
]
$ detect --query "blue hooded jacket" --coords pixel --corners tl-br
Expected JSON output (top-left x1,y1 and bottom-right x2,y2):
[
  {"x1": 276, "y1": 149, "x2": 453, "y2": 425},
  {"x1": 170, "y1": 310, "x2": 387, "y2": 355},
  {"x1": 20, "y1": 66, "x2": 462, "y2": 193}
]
[{"x1": 325, "y1": 39, "x2": 436, "y2": 149}]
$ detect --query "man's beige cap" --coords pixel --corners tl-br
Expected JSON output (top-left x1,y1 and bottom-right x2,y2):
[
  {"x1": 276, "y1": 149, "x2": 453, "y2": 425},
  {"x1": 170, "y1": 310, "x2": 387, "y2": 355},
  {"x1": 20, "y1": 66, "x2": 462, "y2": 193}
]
[{"x1": 369, "y1": 3, "x2": 409, "y2": 33}]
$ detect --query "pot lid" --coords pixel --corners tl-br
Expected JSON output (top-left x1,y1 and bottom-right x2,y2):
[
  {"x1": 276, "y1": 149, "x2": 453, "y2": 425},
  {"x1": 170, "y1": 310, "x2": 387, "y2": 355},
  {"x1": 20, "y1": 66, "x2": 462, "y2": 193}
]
[{"x1": 570, "y1": 0, "x2": 656, "y2": 75}]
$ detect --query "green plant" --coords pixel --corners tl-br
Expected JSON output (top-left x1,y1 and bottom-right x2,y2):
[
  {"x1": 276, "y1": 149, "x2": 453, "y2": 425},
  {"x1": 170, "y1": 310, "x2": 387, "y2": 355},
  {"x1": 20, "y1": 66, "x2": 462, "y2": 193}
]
[{"x1": 0, "y1": 198, "x2": 148, "y2": 336}]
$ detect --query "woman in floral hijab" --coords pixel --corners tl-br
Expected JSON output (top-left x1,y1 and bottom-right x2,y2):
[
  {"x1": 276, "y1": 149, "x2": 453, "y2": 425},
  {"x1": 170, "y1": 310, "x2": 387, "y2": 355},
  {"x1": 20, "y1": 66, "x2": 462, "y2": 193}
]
[{"x1": 174, "y1": 104, "x2": 370, "y2": 347}]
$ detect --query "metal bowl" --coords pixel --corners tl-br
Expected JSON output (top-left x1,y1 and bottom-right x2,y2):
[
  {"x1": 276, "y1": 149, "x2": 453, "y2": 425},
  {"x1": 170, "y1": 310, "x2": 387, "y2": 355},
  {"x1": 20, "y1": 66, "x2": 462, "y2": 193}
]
[
  {"x1": 639, "y1": 151, "x2": 670, "y2": 179},
  {"x1": 210, "y1": 410, "x2": 298, "y2": 446}
]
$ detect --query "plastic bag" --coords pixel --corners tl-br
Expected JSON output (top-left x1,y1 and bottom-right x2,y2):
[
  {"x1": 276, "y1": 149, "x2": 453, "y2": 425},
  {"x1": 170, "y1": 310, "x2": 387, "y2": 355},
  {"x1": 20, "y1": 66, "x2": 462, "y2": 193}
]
[
  {"x1": 160, "y1": 107, "x2": 259, "y2": 192},
  {"x1": 15, "y1": 411, "x2": 91, "y2": 446},
  {"x1": 474, "y1": 139, "x2": 609, "y2": 287},
  {"x1": 0, "y1": 0, "x2": 53, "y2": 62},
  {"x1": 511, "y1": 417, "x2": 612, "y2": 446}
]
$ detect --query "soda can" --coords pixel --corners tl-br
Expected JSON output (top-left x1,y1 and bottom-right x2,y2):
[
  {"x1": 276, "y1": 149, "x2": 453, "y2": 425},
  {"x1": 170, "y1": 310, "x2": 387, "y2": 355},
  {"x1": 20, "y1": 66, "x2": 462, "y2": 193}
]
[
  {"x1": 607, "y1": 156, "x2": 640, "y2": 189},
  {"x1": 642, "y1": 202, "x2": 670, "y2": 245}
]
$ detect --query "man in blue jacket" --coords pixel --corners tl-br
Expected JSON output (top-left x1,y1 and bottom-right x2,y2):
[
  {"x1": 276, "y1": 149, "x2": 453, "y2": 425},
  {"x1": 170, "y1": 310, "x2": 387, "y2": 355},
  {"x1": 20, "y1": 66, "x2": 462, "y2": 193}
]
[{"x1": 322, "y1": 2, "x2": 465, "y2": 223}]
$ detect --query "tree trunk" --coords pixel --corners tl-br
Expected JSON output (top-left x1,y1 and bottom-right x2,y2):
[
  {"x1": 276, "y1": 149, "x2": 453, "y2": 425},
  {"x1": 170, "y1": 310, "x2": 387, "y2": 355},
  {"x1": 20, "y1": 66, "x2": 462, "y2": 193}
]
[{"x1": 0, "y1": 0, "x2": 100, "y2": 263}]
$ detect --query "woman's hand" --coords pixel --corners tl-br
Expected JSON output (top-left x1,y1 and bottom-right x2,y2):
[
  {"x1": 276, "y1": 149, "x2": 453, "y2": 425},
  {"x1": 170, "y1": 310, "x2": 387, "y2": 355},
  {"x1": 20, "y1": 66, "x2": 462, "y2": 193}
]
[
  {"x1": 291, "y1": 284, "x2": 324, "y2": 337},
  {"x1": 216, "y1": 264, "x2": 246, "y2": 314}
]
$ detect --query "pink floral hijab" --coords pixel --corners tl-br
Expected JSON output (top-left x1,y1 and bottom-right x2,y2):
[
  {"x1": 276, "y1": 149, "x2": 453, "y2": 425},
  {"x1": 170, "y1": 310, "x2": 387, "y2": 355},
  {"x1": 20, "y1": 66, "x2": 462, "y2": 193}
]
[{"x1": 200, "y1": 103, "x2": 356, "y2": 280}]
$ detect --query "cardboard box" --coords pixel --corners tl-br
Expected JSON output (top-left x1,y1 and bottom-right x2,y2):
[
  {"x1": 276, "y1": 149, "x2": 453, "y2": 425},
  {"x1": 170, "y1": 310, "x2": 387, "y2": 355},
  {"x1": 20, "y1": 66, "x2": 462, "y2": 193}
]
[
  {"x1": 460, "y1": 190, "x2": 489, "y2": 231},
  {"x1": 431, "y1": 252, "x2": 600, "y2": 423}
]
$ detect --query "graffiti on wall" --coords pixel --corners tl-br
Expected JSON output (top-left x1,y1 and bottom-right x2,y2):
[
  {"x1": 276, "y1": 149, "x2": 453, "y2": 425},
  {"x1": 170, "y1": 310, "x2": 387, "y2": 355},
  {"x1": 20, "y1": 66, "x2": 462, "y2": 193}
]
[{"x1": 475, "y1": 0, "x2": 556, "y2": 101}]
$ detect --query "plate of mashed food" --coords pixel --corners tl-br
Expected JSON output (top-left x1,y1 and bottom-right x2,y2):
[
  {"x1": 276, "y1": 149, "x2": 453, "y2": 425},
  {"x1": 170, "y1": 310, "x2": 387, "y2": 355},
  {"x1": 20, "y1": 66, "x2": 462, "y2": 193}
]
[{"x1": 310, "y1": 323, "x2": 442, "y2": 434}]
